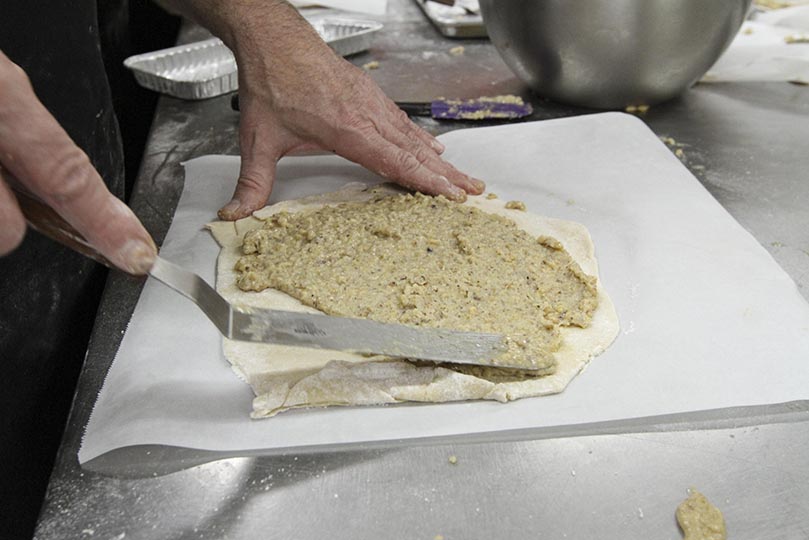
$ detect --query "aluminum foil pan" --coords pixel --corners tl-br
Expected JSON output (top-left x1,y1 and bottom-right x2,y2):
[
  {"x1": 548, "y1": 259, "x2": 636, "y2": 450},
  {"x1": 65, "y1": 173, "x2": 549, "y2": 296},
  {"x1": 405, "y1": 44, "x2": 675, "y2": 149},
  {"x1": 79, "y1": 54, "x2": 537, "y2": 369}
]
[
  {"x1": 414, "y1": 0, "x2": 486, "y2": 38},
  {"x1": 124, "y1": 18, "x2": 383, "y2": 100}
]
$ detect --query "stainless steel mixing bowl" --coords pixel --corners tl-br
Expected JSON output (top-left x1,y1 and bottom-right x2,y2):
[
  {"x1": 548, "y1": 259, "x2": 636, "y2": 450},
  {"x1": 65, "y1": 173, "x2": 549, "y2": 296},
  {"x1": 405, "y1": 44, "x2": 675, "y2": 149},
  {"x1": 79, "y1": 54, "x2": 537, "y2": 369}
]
[{"x1": 478, "y1": 0, "x2": 751, "y2": 109}]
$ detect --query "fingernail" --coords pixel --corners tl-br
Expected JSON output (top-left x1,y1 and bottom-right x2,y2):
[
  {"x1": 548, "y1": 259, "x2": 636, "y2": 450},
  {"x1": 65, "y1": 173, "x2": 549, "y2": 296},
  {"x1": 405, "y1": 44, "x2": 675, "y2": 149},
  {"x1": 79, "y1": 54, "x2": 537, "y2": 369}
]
[
  {"x1": 219, "y1": 199, "x2": 241, "y2": 219},
  {"x1": 471, "y1": 179, "x2": 486, "y2": 192},
  {"x1": 120, "y1": 239, "x2": 156, "y2": 275},
  {"x1": 446, "y1": 184, "x2": 467, "y2": 202},
  {"x1": 431, "y1": 139, "x2": 446, "y2": 154}
]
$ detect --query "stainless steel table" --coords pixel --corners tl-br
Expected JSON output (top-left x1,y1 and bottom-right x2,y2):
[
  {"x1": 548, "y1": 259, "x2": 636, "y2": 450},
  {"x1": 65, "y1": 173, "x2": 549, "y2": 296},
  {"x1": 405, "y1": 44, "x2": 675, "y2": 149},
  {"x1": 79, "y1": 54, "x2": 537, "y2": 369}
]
[{"x1": 35, "y1": 2, "x2": 809, "y2": 538}]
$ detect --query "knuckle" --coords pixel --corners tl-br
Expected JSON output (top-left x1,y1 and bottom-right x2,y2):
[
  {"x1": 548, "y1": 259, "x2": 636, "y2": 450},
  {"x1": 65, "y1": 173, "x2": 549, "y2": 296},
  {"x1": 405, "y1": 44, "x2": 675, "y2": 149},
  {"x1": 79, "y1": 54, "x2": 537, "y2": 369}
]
[
  {"x1": 0, "y1": 219, "x2": 26, "y2": 253},
  {"x1": 0, "y1": 58, "x2": 32, "y2": 98},
  {"x1": 392, "y1": 107, "x2": 410, "y2": 125},
  {"x1": 412, "y1": 145, "x2": 434, "y2": 165},
  {"x1": 44, "y1": 150, "x2": 96, "y2": 205},
  {"x1": 392, "y1": 151, "x2": 422, "y2": 177},
  {"x1": 343, "y1": 112, "x2": 374, "y2": 134},
  {"x1": 237, "y1": 170, "x2": 269, "y2": 194}
]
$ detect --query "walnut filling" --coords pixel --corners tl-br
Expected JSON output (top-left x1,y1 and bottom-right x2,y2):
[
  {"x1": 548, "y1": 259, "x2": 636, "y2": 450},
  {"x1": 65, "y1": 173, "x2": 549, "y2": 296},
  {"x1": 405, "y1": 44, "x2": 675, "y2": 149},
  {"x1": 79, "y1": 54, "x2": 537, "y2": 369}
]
[{"x1": 235, "y1": 192, "x2": 598, "y2": 375}]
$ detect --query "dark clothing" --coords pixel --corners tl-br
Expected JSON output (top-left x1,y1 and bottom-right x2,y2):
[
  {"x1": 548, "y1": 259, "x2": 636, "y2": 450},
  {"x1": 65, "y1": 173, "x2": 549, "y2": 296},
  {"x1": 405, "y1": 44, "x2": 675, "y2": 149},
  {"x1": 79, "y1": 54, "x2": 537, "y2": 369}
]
[
  {"x1": 0, "y1": 2, "x2": 122, "y2": 539},
  {"x1": 1, "y1": 1, "x2": 178, "y2": 535}
]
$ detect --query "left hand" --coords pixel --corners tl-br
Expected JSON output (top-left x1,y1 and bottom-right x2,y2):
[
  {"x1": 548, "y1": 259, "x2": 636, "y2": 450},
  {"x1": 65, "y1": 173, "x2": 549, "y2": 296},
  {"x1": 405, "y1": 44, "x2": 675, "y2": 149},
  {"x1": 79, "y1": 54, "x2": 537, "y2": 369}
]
[{"x1": 157, "y1": 0, "x2": 485, "y2": 221}]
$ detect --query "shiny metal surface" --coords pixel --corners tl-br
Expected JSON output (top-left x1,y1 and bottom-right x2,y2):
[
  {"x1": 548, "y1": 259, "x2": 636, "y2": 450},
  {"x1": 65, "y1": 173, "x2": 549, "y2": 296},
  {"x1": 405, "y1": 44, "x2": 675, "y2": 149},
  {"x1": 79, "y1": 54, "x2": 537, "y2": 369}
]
[
  {"x1": 149, "y1": 256, "x2": 510, "y2": 367},
  {"x1": 35, "y1": 1, "x2": 809, "y2": 538},
  {"x1": 479, "y1": 0, "x2": 752, "y2": 108}
]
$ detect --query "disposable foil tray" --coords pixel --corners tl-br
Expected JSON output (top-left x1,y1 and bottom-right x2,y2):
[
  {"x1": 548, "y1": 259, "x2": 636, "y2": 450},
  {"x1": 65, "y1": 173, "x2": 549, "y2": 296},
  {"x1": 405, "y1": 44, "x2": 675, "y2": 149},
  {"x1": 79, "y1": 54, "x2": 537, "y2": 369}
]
[
  {"x1": 414, "y1": 0, "x2": 486, "y2": 39},
  {"x1": 124, "y1": 18, "x2": 383, "y2": 100}
]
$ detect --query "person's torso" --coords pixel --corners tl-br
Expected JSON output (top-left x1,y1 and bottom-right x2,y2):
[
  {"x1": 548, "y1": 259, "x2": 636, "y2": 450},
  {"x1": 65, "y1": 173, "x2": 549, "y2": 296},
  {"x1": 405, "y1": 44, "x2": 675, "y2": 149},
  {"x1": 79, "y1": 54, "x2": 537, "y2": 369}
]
[{"x1": 0, "y1": 0, "x2": 124, "y2": 191}]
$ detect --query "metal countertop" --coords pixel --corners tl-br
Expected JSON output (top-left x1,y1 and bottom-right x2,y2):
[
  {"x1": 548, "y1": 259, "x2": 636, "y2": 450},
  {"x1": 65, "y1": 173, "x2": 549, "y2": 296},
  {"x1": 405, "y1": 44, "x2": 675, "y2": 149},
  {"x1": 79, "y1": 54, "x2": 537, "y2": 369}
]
[{"x1": 36, "y1": 2, "x2": 809, "y2": 538}]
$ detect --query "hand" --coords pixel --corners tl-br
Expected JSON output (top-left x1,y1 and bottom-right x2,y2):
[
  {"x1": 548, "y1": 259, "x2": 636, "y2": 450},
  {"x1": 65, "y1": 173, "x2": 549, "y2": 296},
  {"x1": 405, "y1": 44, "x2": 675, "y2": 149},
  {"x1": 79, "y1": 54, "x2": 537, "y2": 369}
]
[
  {"x1": 222, "y1": 42, "x2": 485, "y2": 220},
  {"x1": 159, "y1": 0, "x2": 484, "y2": 221},
  {"x1": 0, "y1": 50, "x2": 156, "y2": 275}
]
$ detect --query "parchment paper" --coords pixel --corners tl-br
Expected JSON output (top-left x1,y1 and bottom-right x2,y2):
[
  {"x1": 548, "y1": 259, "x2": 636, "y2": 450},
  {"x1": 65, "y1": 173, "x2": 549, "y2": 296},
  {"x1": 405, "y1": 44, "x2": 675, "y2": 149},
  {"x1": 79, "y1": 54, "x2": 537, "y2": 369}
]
[
  {"x1": 79, "y1": 113, "x2": 809, "y2": 467},
  {"x1": 703, "y1": 6, "x2": 809, "y2": 83}
]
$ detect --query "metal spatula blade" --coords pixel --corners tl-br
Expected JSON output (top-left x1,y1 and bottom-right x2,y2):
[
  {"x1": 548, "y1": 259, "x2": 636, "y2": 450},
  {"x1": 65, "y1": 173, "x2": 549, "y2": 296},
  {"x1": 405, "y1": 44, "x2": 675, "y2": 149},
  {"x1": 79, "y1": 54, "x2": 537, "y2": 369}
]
[{"x1": 149, "y1": 257, "x2": 525, "y2": 369}]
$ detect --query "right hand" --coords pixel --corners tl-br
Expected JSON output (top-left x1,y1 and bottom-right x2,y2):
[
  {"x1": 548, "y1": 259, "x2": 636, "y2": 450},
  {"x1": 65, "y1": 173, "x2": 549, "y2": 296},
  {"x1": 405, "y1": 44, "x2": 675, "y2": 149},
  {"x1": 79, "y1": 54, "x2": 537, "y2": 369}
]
[{"x1": 0, "y1": 50, "x2": 156, "y2": 275}]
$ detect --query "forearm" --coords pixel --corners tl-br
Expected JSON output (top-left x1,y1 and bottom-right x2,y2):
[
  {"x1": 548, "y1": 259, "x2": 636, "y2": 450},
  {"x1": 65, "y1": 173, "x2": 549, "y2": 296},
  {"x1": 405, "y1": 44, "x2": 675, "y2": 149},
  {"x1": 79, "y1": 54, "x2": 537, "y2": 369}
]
[{"x1": 153, "y1": 0, "x2": 331, "y2": 65}]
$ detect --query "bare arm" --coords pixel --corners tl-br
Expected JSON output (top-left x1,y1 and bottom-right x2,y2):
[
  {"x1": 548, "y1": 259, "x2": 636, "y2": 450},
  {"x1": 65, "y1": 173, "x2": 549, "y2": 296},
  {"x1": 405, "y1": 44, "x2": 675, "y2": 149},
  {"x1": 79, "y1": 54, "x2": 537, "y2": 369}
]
[{"x1": 156, "y1": 0, "x2": 485, "y2": 220}]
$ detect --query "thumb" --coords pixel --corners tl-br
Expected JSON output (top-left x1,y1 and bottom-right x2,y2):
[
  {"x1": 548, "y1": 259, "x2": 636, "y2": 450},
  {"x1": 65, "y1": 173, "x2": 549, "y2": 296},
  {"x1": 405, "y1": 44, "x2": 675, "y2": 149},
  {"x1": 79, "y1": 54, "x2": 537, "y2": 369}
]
[{"x1": 218, "y1": 111, "x2": 281, "y2": 221}]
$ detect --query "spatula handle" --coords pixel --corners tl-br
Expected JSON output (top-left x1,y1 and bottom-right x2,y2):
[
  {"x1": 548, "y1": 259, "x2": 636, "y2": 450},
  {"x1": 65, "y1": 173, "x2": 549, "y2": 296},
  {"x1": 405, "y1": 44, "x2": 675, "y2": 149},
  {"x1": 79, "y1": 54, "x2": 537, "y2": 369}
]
[{"x1": 6, "y1": 175, "x2": 114, "y2": 269}]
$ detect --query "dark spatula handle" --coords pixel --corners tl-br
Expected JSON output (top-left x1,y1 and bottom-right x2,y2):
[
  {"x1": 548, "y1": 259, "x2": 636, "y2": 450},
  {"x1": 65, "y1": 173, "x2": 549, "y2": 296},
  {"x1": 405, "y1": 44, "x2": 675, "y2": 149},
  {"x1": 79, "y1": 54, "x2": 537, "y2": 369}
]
[
  {"x1": 6, "y1": 175, "x2": 115, "y2": 269},
  {"x1": 230, "y1": 93, "x2": 433, "y2": 117}
]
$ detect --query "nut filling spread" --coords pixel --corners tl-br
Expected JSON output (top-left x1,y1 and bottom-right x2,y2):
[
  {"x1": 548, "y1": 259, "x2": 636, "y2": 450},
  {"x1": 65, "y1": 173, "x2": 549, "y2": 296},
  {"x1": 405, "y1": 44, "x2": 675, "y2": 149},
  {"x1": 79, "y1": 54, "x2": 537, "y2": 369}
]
[{"x1": 234, "y1": 191, "x2": 599, "y2": 375}]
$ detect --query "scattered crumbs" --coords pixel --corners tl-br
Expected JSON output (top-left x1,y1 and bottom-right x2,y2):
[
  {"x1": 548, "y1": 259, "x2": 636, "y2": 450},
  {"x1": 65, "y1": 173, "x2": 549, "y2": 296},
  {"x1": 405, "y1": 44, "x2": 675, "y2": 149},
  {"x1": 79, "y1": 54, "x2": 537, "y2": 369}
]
[
  {"x1": 435, "y1": 535, "x2": 445, "y2": 540},
  {"x1": 743, "y1": 27, "x2": 754, "y2": 35},
  {"x1": 570, "y1": 469, "x2": 576, "y2": 477},
  {"x1": 448, "y1": 455, "x2": 458, "y2": 465},
  {"x1": 625, "y1": 104, "x2": 650, "y2": 114},
  {"x1": 505, "y1": 200, "x2": 527, "y2": 211},
  {"x1": 449, "y1": 45, "x2": 465, "y2": 56},
  {"x1": 81, "y1": 530, "x2": 95, "y2": 536},
  {"x1": 485, "y1": 192, "x2": 498, "y2": 200},
  {"x1": 676, "y1": 489, "x2": 726, "y2": 540},
  {"x1": 637, "y1": 507, "x2": 644, "y2": 519},
  {"x1": 334, "y1": 493, "x2": 339, "y2": 498},
  {"x1": 362, "y1": 60, "x2": 380, "y2": 70},
  {"x1": 771, "y1": 241, "x2": 784, "y2": 248},
  {"x1": 785, "y1": 34, "x2": 809, "y2": 44},
  {"x1": 566, "y1": 198, "x2": 575, "y2": 206},
  {"x1": 661, "y1": 136, "x2": 692, "y2": 161}
]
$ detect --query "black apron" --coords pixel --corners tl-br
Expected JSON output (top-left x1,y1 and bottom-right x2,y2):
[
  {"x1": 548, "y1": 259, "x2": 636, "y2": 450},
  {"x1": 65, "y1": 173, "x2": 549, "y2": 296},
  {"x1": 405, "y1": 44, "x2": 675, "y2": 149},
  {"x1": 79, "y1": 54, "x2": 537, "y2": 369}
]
[{"x1": 0, "y1": 1, "x2": 124, "y2": 538}]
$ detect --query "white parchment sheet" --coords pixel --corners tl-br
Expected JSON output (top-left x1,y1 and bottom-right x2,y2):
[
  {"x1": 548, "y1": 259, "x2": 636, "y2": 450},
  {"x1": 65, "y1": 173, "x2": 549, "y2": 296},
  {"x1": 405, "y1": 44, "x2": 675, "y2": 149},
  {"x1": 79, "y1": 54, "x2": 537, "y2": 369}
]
[
  {"x1": 80, "y1": 113, "x2": 809, "y2": 466},
  {"x1": 703, "y1": 6, "x2": 809, "y2": 83}
]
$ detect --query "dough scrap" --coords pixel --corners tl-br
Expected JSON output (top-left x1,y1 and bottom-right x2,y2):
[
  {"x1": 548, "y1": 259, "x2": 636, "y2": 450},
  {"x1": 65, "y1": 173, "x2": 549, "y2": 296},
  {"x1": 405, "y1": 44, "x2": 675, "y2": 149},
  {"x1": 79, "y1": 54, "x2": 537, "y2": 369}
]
[
  {"x1": 676, "y1": 489, "x2": 727, "y2": 540},
  {"x1": 208, "y1": 183, "x2": 619, "y2": 417}
]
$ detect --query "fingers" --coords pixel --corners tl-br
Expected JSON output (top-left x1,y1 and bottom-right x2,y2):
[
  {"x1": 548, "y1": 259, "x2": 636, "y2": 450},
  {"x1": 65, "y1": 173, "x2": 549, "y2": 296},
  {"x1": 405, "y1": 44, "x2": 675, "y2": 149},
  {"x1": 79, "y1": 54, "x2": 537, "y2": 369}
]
[
  {"x1": 219, "y1": 106, "x2": 282, "y2": 220},
  {"x1": 0, "y1": 52, "x2": 156, "y2": 274},
  {"x1": 337, "y1": 75, "x2": 484, "y2": 198},
  {"x1": 384, "y1": 100, "x2": 445, "y2": 155},
  {"x1": 334, "y1": 105, "x2": 485, "y2": 200},
  {"x1": 335, "y1": 125, "x2": 470, "y2": 202},
  {"x1": 374, "y1": 109, "x2": 485, "y2": 196},
  {"x1": 0, "y1": 173, "x2": 26, "y2": 255}
]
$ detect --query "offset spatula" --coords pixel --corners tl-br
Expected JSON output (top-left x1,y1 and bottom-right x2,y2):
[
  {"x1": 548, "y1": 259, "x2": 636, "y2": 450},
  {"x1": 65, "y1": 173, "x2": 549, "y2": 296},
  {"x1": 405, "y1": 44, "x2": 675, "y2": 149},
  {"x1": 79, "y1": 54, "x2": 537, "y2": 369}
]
[
  {"x1": 149, "y1": 257, "x2": 510, "y2": 367},
  {"x1": 12, "y1": 183, "x2": 522, "y2": 369}
]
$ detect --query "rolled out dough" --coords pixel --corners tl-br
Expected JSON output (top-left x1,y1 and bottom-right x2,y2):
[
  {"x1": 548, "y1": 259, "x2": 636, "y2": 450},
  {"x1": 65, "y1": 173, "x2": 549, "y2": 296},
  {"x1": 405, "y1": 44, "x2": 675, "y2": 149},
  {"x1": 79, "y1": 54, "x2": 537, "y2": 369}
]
[{"x1": 208, "y1": 183, "x2": 620, "y2": 417}]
